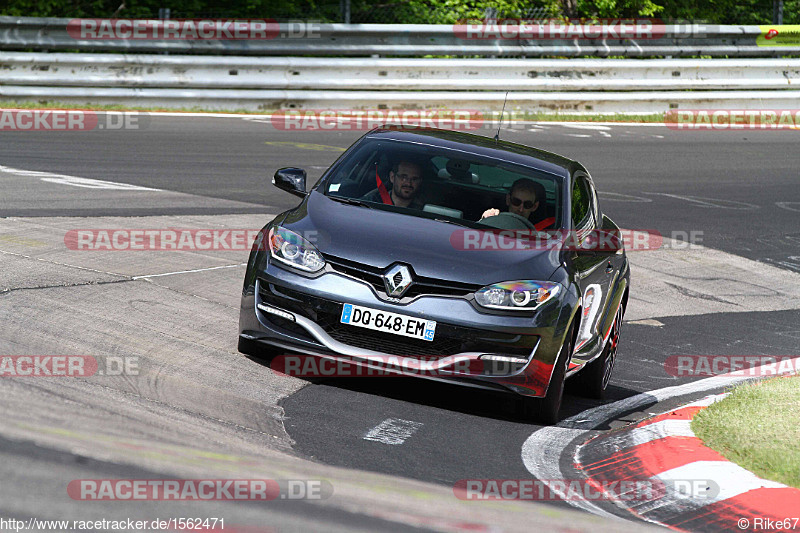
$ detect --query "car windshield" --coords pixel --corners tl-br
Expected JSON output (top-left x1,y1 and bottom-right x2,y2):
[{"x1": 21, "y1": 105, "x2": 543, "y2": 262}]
[{"x1": 321, "y1": 137, "x2": 562, "y2": 230}]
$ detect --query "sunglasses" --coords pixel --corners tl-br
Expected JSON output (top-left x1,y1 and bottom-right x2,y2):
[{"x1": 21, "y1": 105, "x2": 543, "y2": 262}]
[
  {"x1": 510, "y1": 196, "x2": 536, "y2": 209},
  {"x1": 395, "y1": 174, "x2": 421, "y2": 183}
]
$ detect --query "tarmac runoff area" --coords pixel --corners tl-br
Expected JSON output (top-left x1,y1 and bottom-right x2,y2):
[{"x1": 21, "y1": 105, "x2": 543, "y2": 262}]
[
  {"x1": 0, "y1": 213, "x2": 662, "y2": 532},
  {"x1": 3, "y1": 214, "x2": 800, "y2": 530}
]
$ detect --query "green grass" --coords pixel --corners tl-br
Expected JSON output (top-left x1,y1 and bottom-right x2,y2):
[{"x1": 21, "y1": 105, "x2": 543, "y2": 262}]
[
  {"x1": 0, "y1": 100, "x2": 263, "y2": 114},
  {"x1": 692, "y1": 374, "x2": 800, "y2": 489},
  {"x1": 0, "y1": 100, "x2": 666, "y2": 123}
]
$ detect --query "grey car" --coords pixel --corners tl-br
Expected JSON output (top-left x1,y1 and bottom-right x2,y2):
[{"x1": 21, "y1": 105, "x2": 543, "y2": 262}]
[{"x1": 239, "y1": 127, "x2": 629, "y2": 423}]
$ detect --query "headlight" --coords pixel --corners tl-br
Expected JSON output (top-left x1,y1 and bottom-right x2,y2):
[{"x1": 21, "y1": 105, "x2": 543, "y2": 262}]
[
  {"x1": 268, "y1": 227, "x2": 325, "y2": 272},
  {"x1": 475, "y1": 281, "x2": 560, "y2": 311}
]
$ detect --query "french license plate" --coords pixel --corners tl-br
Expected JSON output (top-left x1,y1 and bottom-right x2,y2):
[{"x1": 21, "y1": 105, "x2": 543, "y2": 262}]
[{"x1": 340, "y1": 303, "x2": 436, "y2": 342}]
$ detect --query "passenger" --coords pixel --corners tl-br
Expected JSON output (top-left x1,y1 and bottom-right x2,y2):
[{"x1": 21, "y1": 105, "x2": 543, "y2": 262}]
[
  {"x1": 362, "y1": 160, "x2": 425, "y2": 209},
  {"x1": 480, "y1": 178, "x2": 555, "y2": 230}
]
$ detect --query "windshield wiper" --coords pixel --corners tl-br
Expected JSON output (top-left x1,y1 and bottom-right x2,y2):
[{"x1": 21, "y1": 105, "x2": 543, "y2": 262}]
[
  {"x1": 328, "y1": 195, "x2": 374, "y2": 208},
  {"x1": 434, "y1": 218, "x2": 472, "y2": 228}
]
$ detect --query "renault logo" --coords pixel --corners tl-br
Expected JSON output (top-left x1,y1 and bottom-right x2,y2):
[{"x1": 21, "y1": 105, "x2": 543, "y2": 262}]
[{"x1": 383, "y1": 264, "x2": 413, "y2": 297}]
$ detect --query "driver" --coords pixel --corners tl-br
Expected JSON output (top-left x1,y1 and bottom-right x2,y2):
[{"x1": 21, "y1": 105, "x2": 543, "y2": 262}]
[
  {"x1": 480, "y1": 178, "x2": 555, "y2": 230},
  {"x1": 361, "y1": 160, "x2": 425, "y2": 209}
]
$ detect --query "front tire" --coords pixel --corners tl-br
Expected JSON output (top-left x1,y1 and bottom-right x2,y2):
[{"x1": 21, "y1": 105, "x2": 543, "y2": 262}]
[
  {"x1": 575, "y1": 303, "x2": 623, "y2": 400},
  {"x1": 521, "y1": 321, "x2": 575, "y2": 425}
]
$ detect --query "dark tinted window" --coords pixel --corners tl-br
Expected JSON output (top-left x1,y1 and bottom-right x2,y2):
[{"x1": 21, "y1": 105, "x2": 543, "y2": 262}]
[{"x1": 322, "y1": 137, "x2": 563, "y2": 227}]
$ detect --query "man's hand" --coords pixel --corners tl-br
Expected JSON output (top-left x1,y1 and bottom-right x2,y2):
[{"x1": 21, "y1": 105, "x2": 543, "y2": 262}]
[{"x1": 481, "y1": 208, "x2": 500, "y2": 219}]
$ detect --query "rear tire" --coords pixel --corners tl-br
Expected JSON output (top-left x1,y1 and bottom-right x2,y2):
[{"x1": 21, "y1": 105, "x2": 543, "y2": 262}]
[
  {"x1": 521, "y1": 320, "x2": 575, "y2": 425},
  {"x1": 575, "y1": 303, "x2": 623, "y2": 400}
]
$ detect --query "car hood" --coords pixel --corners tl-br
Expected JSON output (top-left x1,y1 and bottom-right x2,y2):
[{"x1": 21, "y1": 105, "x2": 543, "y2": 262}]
[{"x1": 279, "y1": 192, "x2": 562, "y2": 286}]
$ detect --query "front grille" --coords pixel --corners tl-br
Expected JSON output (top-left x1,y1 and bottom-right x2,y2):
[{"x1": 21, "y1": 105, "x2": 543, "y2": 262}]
[
  {"x1": 325, "y1": 255, "x2": 480, "y2": 299},
  {"x1": 325, "y1": 257, "x2": 385, "y2": 292}
]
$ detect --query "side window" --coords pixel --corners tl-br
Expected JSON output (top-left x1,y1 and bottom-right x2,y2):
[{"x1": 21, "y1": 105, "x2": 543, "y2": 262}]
[
  {"x1": 586, "y1": 174, "x2": 600, "y2": 225},
  {"x1": 571, "y1": 176, "x2": 593, "y2": 229}
]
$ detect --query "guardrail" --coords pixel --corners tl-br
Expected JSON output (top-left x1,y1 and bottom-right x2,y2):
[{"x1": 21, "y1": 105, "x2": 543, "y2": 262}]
[
  {"x1": 5, "y1": 85, "x2": 800, "y2": 114},
  {"x1": 1, "y1": 16, "x2": 799, "y2": 57},
  {"x1": 3, "y1": 53, "x2": 799, "y2": 91},
  {"x1": 2, "y1": 54, "x2": 800, "y2": 113},
  {"x1": 2, "y1": 17, "x2": 799, "y2": 114}
]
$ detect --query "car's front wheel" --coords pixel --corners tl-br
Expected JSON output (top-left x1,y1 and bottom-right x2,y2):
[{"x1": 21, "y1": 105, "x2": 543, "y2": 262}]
[
  {"x1": 520, "y1": 320, "x2": 575, "y2": 425},
  {"x1": 574, "y1": 303, "x2": 623, "y2": 399}
]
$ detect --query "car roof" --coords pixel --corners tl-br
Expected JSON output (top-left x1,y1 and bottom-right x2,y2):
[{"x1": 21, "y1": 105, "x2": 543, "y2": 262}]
[{"x1": 366, "y1": 126, "x2": 577, "y2": 179}]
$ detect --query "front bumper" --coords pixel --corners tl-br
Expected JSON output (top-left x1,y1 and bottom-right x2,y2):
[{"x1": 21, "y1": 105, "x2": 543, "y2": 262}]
[{"x1": 240, "y1": 257, "x2": 574, "y2": 397}]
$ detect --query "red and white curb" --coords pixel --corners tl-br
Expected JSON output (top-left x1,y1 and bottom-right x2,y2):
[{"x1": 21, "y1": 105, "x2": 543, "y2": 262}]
[{"x1": 575, "y1": 393, "x2": 800, "y2": 531}]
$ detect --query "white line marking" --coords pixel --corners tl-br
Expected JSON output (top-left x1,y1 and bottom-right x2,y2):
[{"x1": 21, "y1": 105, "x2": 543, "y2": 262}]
[
  {"x1": 0, "y1": 164, "x2": 160, "y2": 191},
  {"x1": 538, "y1": 121, "x2": 666, "y2": 127},
  {"x1": 646, "y1": 192, "x2": 760, "y2": 210},
  {"x1": 598, "y1": 192, "x2": 653, "y2": 203},
  {"x1": 132, "y1": 263, "x2": 246, "y2": 280},
  {"x1": 776, "y1": 201, "x2": 800, "y2": 213},
  {"x1": 522, "y1": 427, "x2": 620, "y2": 519},
  {"x1": 363, "y1": 418, "x2": 423, "y2": 445},
  {"x1": 0, "y1": 108, "x2": 671, "y2": 127},
  {"x1": 626, "y1": 319, "x2": 664, "y2": 327},
  {"x1": 563, "y1": 124, "x2": 612, "y2": 130},
  {"x1": 245, "y1": 115, "x2": 666, "y2": 127},
  {"x1": 521, "y1": 357, "x2": 800, "y2": 519},
  {"x1": 564, "y1": 133, "x2": 593, "y2": 138}
]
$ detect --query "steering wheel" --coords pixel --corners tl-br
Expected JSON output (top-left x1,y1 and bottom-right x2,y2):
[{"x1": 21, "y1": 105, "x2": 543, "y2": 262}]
[{"x1": 480, "y1": 212, "x2": 538, "y2": 231}]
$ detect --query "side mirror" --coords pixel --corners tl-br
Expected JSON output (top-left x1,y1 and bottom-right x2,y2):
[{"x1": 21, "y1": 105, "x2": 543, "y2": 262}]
[{"x1": 273, "y1": 167, "x2": 307, "y2": 198}]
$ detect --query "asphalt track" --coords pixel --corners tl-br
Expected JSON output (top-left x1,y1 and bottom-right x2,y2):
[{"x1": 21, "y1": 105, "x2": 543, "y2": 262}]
[
  {"x1": 2, "y1": 117, "x2": 799, "y2": 269},
  {"x1": 1, "y1": 115, "x2": 799, "y2": 532}
]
